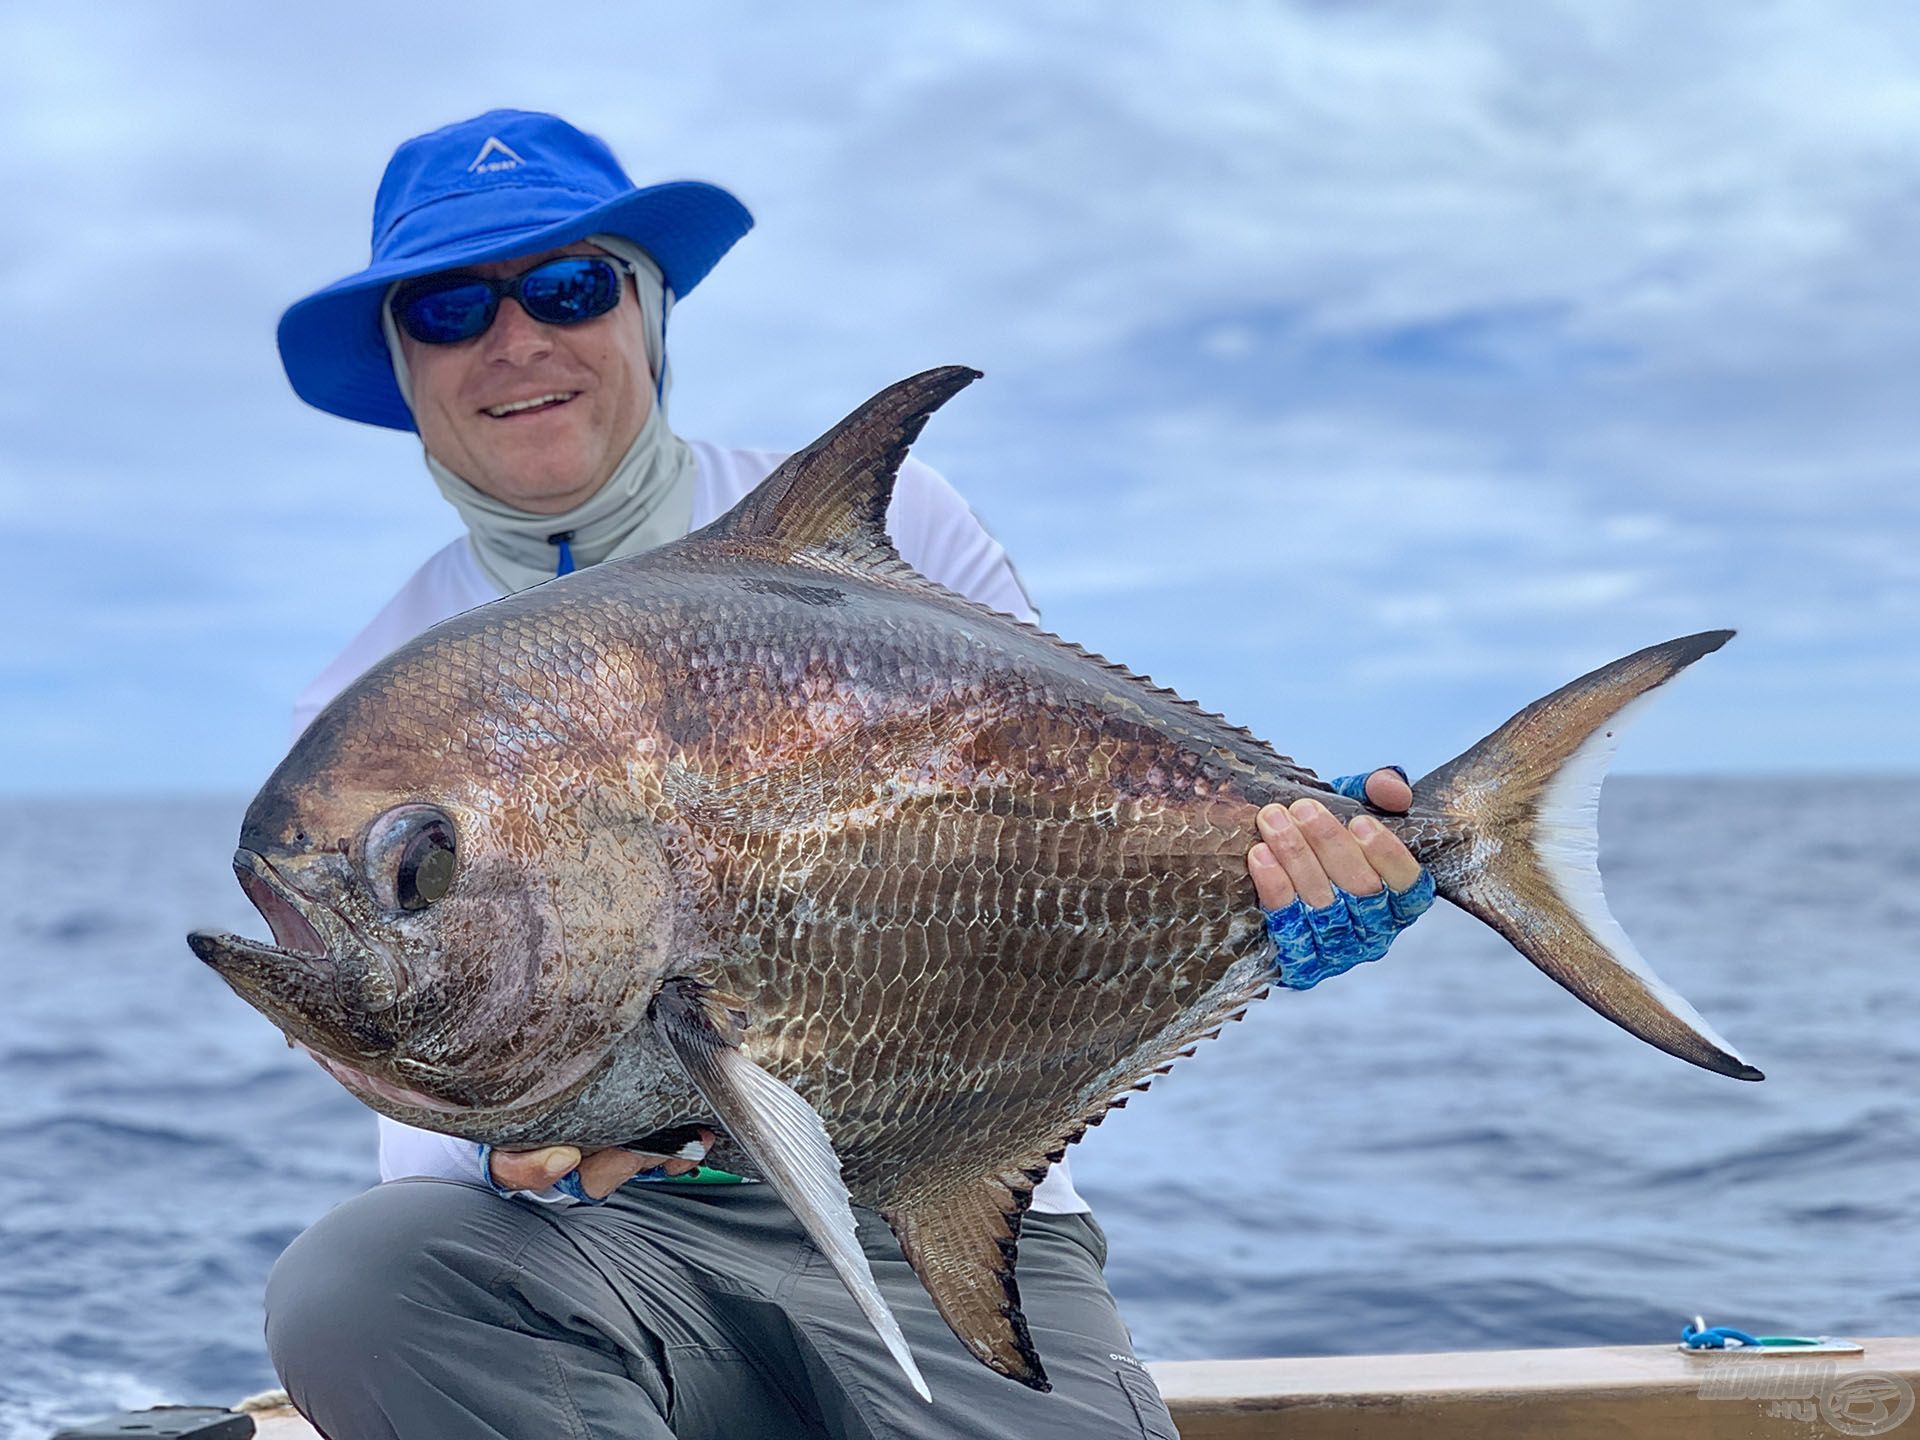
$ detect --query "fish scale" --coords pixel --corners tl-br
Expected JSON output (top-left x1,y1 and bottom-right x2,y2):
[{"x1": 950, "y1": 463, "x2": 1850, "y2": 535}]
[
  {"x1": 696, "y1": 702, "x2": 1288, "y2": 1239},
  {"x1": 190, "y1": 365, "x2": 1758, "y2": 1401}
]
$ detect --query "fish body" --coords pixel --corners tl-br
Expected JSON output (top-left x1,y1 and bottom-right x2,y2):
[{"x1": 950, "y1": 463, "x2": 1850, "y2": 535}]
[{"x1": 191, "y1": 368, "x2": 1756, "y2": 1396}]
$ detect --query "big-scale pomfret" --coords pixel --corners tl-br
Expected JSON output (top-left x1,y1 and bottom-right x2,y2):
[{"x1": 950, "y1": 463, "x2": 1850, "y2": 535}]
[{"x1": 189, "y1": 367, "x2": 1757, "y2": 1399}]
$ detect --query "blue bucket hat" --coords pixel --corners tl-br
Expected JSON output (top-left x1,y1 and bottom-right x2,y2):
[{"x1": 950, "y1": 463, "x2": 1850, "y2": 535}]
[{"x1": 278, "y1": 109, "x2": 753, "y2": 432}]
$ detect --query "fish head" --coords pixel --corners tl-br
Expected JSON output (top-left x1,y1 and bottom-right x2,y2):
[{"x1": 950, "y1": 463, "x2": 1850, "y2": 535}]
[{"x1": 188, "y1": 680, "x2": 686, "y2": 1131}]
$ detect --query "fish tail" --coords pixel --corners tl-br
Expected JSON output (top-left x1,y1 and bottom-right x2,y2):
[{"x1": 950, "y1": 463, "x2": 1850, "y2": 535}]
[{"x1": 1412, "y1": 629, "x2": 1762, "y2": 1081}]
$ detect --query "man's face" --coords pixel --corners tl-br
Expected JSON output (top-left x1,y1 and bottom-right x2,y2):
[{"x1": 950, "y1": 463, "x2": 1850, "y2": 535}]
[{"x1": 399, "y1": 244, "x2": 653, "y2": 516}]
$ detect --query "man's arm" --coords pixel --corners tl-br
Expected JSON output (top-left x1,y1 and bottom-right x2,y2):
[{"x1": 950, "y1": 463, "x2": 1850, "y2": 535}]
[{"x1": 886, "y1": 459, "x2": 1038, "y2": 624}]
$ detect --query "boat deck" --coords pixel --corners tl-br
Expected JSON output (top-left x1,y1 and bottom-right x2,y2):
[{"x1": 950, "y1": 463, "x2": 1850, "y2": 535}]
[{"x1": 239, "y1": 1336, "x2": 1919, "y2": 1437}]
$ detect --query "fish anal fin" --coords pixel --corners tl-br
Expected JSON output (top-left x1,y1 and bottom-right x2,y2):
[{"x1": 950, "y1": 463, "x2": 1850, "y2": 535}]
[
  {"x1": 882, "y1": 1173, "x2": 1050, "y2": 1392},
  {"x1": 874, "y1": 961, "x2": 1271, "y2": 1393},
  {"x1": 690, "y1": 366, "x2": 981, "y2": 569},
  {"x1": 651, "y1": 979, "x2": 930, "y2": 1402}
]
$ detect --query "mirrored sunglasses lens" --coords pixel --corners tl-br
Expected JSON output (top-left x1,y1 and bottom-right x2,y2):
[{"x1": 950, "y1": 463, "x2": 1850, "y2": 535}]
[
  {"x1": 401, "y1": 283, "x2": 495, "y2": 343},
  {"x1": 520, "y1": 258, "x2": 621, "y2": 325}
]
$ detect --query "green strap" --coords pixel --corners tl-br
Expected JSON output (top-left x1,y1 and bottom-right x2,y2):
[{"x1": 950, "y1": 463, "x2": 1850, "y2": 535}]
[{"x1": 670, "y1": 1166, "x2": 745, "y2": 1185}]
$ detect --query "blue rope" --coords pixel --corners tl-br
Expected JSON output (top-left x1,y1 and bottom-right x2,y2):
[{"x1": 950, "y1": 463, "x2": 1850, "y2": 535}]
[
  {"x1": 548, "y1": 530, "x2": 577, "y2": 577},
  {"x1": 1683, "y1": 1322, "x2": 1763, "y2": 1349}
]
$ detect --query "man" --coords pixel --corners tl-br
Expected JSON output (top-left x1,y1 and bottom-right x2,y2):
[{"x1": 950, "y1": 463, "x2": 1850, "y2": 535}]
[{"x1": 265, "y1": 109, "x2": 1429, "y2": 1439}]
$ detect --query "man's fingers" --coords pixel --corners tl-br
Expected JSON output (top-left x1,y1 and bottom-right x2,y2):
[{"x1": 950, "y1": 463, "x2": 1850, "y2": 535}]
[
  {"x1": 1289, "y1": 798, "x2": 1384, "y2": 897},
  {"x1": 1248, "y1": 841, "x2": 1296, "y2": 910},
  {"x1": 1349, "y1": 814, "x2": 1426, "y2": 894},
  {"x1": 1258, "y1": 803, "x2": 1335, "y2": 907},
  {"x1": 579, "y1": 1147, "x2": 673, "y2": 1199},
  {"x1": 582, "y1": 1127, "x2": 718, "y2": 1196},
  {"x1": 1364, "y1": 768, "x2": 1413, "y2": 814},
  {"x1": 580, "y1": 1126, "x2": 719, "y2": 1197},
  {"x1": 493, "y1": 1137, "x2": 715, "y2": 1198},
  {"x1": 490, "y1": 1144, "x2": 582, "y2": 1191}
]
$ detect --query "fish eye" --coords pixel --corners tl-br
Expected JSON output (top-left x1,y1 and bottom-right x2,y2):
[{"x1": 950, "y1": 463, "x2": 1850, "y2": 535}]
[{"x1": 364, "y1": 805, "x2": 458, "y2": 912}]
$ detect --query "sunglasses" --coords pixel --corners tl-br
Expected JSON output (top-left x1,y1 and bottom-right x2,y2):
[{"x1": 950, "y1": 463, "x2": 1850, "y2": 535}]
[{"x1": 389, "y1": 255, "x2": 635, "y2": 345}]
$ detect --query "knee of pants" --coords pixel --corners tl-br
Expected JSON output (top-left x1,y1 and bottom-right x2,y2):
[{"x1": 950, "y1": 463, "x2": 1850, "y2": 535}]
[{"x1": 265, "y1": 1179, "x2": 522, "y2": 1382}]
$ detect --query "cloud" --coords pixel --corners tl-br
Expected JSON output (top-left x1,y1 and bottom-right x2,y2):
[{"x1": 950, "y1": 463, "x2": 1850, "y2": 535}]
[{"x1": 1, "y1": 1, "x2": 1916, "y2": 789}]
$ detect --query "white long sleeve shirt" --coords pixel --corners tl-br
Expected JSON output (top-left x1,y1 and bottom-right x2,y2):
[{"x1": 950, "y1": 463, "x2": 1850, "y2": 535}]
[{"x1": 295, "y1": 439, "x2": 1089, "y2": 1214}]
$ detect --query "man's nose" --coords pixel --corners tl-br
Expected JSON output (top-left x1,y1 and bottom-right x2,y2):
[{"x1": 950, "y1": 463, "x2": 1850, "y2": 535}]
[{"x1": 481, "y1": 294, "x2": 555, "y2": 366}]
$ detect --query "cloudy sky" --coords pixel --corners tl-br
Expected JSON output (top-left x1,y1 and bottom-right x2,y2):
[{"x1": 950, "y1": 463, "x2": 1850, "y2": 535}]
[{"x1": 3, "y1": 2, "x2": 1916, "y2": 793}]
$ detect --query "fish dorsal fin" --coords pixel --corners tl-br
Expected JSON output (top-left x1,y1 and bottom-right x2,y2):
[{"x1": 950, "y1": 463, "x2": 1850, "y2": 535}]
[{"x1": 694, "y1": 366, "x2": 982, "y2": 571}]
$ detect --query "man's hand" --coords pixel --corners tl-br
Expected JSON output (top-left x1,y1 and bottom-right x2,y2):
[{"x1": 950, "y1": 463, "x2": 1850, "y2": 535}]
[
  {"x1": 490, "y1": 1129, "x2": 714, "y2": 1200},
  {"x1": 1247, "y1": 767, "x2": 1420, "y2": 911},
  {"x1": 1247, "y1": 768, "x2": 1433, "y2": 991}
]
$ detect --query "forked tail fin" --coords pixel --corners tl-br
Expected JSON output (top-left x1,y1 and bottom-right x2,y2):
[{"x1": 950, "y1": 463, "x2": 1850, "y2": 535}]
[{"x1": 1415, "y1": 630, "x2": 1762, "y2": 1081}]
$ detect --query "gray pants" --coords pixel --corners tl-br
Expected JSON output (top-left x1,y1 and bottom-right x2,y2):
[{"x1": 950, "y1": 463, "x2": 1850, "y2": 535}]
[{"x1": 266, "y1": 1178, "x2": 1179, "y2": 1439}]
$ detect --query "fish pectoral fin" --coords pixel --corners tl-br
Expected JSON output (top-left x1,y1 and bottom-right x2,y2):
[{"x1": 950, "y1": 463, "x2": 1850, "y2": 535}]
[
  {"x1": 650, "y1": 979, "x2": 930, "y2": 1404},
  {"x1": 882, "y1": 1174, "x2": 1050, "y2": 1392}
]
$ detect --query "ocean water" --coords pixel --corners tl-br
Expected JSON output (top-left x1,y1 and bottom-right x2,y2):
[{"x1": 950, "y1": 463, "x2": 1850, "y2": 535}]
[{"x1": 3, "y1": 779, "x2": 1915, "y2": 1438}]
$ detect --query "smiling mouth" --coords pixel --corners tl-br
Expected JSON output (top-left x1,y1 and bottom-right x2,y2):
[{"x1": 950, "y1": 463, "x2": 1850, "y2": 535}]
[{"x1": 483, "y1": 391, "x2": 578, "y2": 419}]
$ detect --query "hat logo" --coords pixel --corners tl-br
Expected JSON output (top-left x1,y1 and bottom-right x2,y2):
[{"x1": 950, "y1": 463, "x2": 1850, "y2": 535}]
[{"x1": 467, "y1": 136, "x2": 525, "y2": 174}]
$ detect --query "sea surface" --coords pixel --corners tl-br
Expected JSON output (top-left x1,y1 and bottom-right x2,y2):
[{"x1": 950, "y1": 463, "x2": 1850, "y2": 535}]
[{"x1": 2, "y1": 779, "x2": 1915, "y2": 1438}]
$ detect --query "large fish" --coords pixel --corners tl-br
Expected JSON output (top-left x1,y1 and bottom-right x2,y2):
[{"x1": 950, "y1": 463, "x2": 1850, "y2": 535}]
[{"x1": 189, "y1": 367, "x2": 1758, "y2": 1399}]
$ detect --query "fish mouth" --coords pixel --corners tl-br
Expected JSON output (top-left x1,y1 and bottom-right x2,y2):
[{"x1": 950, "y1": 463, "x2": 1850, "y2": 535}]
[
  {"x1": 190, "y1": 851, "x2": 615, "y2": 1119},
  {"x1": 235, "y1": 854, "x2": 328, "y2": 960},
  {"x1": 188, "y1": 850, "x2": 445, "y2": 1101},
  {"x1": 188, "y1": 849, "x2": 368, "y2": 975}
]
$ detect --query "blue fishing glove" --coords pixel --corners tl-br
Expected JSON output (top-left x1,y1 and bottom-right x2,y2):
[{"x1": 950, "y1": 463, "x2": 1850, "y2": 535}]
[{"x1": 1265, "y1": 769, "x2": 1435, "y2": 991}]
